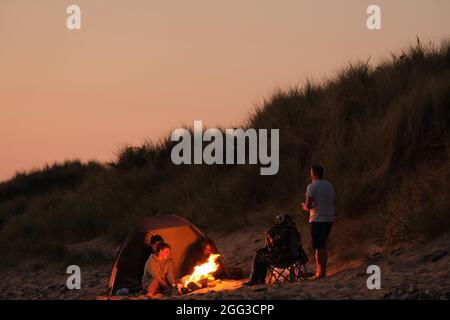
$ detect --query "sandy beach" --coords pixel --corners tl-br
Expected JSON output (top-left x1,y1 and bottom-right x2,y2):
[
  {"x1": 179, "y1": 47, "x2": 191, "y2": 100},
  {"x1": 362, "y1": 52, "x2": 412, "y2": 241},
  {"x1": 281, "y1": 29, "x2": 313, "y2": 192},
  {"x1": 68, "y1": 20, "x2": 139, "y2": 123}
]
[{"x1": 1, "y1": 221, "x2": 449, "y2": 300}]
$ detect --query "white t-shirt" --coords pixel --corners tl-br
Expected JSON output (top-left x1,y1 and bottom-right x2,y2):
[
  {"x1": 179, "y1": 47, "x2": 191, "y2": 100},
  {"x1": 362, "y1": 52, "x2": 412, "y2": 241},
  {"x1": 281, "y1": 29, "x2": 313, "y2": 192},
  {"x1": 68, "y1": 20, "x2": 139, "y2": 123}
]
[{"x1": 305, "y1": 179, "x2": 335, "y2": 223}]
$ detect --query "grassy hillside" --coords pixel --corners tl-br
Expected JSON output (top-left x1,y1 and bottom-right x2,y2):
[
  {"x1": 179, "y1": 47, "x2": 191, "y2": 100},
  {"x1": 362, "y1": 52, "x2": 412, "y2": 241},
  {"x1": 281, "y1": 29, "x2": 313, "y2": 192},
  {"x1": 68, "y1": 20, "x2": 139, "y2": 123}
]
[{"x1": 0, "y1": 41, "x2": 449, "y2": 264}]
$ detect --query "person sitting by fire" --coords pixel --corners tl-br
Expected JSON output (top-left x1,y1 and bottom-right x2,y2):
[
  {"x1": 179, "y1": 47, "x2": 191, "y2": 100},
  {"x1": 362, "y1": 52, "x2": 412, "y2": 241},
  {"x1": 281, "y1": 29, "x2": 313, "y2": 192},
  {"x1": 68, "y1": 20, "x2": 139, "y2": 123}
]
[
  {"x1": 244, "y1": 214, "x2": 305, "y2": 286},
  {"x1": 138, "y1": 234, "x2": 164, "y2": 284},
  {"x1": 142, "y1": 242, "x2": 177, "y2": 298}
]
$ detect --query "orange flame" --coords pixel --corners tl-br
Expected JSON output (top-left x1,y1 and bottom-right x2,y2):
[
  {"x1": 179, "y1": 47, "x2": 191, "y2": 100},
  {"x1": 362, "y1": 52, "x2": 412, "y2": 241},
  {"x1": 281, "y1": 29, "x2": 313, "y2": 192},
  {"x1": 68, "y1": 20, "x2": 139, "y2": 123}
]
[{"x1": 182, "y1": 254, "x2": 221, "y2": 288}]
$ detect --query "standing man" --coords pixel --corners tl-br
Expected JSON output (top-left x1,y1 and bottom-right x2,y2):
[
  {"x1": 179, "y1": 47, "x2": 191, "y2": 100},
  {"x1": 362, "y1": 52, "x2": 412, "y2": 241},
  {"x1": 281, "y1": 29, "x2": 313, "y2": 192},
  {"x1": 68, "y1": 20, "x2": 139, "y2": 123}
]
[{"x1": 301, "y1": 165, "x2": 335, "y2": 279}]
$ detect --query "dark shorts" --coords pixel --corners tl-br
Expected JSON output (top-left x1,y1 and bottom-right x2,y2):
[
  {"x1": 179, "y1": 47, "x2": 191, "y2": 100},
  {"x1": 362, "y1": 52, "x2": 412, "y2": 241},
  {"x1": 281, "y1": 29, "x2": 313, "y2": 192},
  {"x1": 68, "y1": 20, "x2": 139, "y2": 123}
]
[{"x1": 311, "y1": 222, "x2": 333, "y2": 250}]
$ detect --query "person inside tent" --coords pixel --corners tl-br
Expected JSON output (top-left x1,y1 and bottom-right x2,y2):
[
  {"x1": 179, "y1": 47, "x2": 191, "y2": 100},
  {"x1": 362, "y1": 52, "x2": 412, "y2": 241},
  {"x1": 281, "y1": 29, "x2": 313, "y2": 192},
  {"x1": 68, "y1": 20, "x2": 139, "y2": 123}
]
[
  {"x1": 142, "y1": 242, "x2": 177, "y2": 298},
  {"x1": 138, "y1": 235, "x2": 164, "y2": 283},
  {"x1": 148, "y1": 234, "x2": 164, "y2": 255}
]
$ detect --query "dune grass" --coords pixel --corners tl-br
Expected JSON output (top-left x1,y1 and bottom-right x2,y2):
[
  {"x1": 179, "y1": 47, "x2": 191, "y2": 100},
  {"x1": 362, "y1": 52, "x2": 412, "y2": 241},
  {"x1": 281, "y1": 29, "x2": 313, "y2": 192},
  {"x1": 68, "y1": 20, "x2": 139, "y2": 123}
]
[{"x1": 0, "y1": 41, "x2": 449, "y2": 264}]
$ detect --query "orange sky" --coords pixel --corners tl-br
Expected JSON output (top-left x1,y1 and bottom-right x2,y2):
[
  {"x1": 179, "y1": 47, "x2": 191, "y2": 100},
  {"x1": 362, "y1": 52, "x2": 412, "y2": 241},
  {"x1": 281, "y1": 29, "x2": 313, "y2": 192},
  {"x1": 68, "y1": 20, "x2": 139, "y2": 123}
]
[{"x1": 1, "y1": 0, "x2": 449, "y2": 182}]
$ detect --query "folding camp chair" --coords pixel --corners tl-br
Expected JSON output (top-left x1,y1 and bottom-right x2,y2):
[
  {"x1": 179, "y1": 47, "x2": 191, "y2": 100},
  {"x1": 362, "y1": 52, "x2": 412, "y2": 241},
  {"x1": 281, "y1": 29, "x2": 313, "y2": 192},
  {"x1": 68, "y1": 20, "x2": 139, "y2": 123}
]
[{"x1": 267, "y1": 259, "x2": 307, "y2": 285}]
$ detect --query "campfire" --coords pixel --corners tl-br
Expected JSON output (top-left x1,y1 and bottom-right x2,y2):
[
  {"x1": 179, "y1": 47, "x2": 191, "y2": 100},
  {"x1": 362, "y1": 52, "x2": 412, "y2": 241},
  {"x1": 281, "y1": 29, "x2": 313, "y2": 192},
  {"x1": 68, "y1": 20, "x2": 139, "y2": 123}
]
[{"x1": 179, "y1": 254, "x2": 221, "y2": 293}]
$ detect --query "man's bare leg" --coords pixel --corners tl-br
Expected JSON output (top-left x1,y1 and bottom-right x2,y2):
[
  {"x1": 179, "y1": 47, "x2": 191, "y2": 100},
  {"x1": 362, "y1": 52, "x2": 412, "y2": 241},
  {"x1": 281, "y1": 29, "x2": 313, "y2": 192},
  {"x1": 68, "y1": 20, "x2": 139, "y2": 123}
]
[
  {"x1": 316, "y1": 248, "x2": 327, "y2": 278},
  {"x1": 315, "y1": 249, "x2": 321, "y2": 277}
]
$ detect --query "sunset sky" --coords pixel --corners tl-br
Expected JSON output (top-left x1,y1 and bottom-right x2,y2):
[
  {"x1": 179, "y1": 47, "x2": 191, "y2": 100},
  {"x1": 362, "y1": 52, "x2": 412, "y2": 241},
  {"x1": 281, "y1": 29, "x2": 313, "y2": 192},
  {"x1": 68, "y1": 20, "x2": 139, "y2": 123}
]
[{"x1": 1, "y1": 0, "x2": 449, "y2": 182}]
